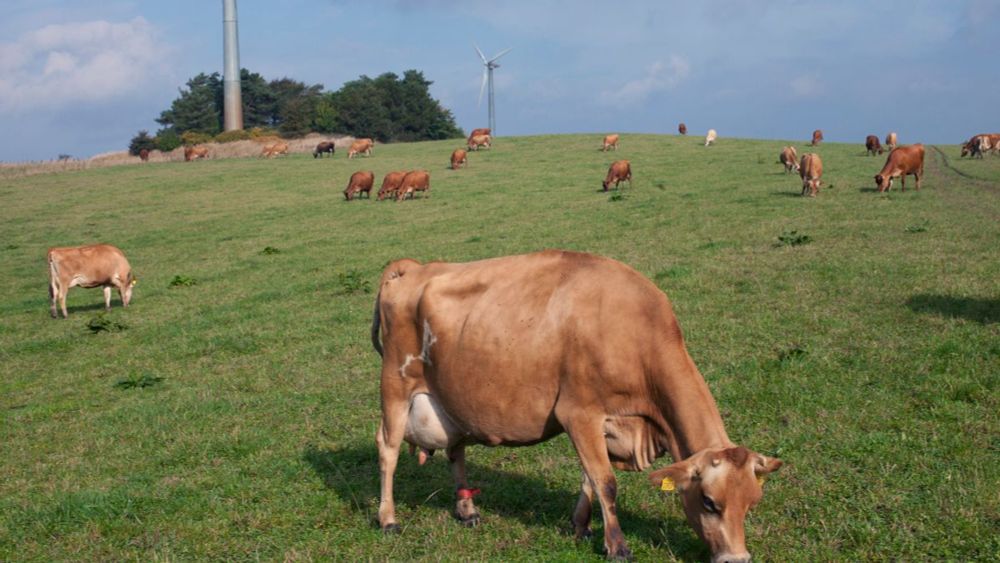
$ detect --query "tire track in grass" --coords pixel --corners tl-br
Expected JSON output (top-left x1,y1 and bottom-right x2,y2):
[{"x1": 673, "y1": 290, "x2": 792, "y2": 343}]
[{"x1": 929, "y1": 144, "x2": 1000, "y2": 192}]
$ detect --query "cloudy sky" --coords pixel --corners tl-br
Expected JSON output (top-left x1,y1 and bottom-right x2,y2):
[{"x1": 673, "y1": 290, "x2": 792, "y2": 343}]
[{"x1": 1, "y1": 0, "x2": 998, "y2": 161}]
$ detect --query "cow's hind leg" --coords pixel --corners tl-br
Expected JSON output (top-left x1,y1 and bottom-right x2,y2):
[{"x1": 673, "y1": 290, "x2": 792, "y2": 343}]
[
  {"x1": 49, "y1": 280, "x2": 58, "y2": 318},
  {"x1": 376, "y1": 399, "x2": 409, "y2": 533},
  {"x1": 572, "y1": 472, "x2": 595, "y2": 540},
  {"x1": 447, "y1": 445, "x2": 480, "y2": 526}
]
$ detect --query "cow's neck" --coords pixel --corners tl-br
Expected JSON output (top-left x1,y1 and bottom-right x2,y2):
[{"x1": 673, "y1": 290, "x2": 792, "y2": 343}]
[{"x1": 654, "y1": 351, "x2": 732, "y2": 461}]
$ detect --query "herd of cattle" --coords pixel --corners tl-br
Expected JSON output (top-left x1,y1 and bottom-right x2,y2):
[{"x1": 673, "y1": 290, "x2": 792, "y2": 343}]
[{"x1": 46, "y1": 126, "x2": 998, "y2": 561}]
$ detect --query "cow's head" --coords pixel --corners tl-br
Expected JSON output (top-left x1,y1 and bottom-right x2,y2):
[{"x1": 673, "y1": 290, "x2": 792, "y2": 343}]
[
  {"x1": 649, "y1": 446, "x2": 782, "y2": 563},
  {"x1": 874, "y1": 174, "x2": 892, "y2": 192},
  {"x1": 122, "y1": 273, "x2": 136, "y2": 306}
]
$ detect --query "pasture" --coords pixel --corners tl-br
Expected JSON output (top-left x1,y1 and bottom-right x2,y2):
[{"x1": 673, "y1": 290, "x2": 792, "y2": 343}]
[{"x1": 0, "y1": 134, "x2": 997, "y2": 560}]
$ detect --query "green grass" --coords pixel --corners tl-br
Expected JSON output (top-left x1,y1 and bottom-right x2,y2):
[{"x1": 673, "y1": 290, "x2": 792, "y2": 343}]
[{"x1": 1, "y1": 134, "x2": 997, "y2": 561}]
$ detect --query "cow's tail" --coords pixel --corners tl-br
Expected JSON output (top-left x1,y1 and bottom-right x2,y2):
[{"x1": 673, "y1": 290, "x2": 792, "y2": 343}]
[{"x1": 371, "y1": 289, "x2": 383, "y2": 358}]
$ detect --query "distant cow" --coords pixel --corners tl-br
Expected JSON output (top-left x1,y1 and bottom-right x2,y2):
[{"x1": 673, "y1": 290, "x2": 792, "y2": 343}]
[
  {"x1": 396, "y1": 170, "x2": 430, "y2": 200},
  {"x1": 468, "y1": 134, "x2": 491, "y2": 151},
  {"x1": 47, "y1": 244, "x2": 135, "y2": 318},
  {"x1": 603, "y1": 159, "x2": 632, "y2": 191},
  {"x1": 348, "y1": 138, "x2": 374, "y2": 159},
  {"x1": 344, "y1": 171, "x2": 375, "y2": 201},
  {"x1": 963, "y1": 134, "x2": 1000, "y2": 158},
  {"x1": 799, "y1": 153, "x2": 823, "y2": 197},
  {"x1": 704, "y1": 129, "x2": 717, "y2": 147},
  {"x1": 138, "y1": 149, "x2": 150, "y2": 162},
  {"x1": 885, "y1": 132, "x2": 898, "y2": 151},
  {"x1": 875, "y1": 144, "x2": 924, "y2": 192},
  {"x1": 780, "y1": 146, "x2": 799, "y2": 173},
  {"x1": 866, "y1": 135, "x2": 883, "y2": 156},
  {"x1": 467, "y1": 128, "x2": 491, "y2": 144},
  {"x1": 810, "y1": 129, "x2": 823, "y2": 146},
  {"x1": 450, "y1": 149, "x2": 467, "y2": 170},
  {"x1": 602, "y1": 134, "x2": 620, "y2": 152},
  {"x1": 262, "y1": 141, "x2": 289, "y2": 158},
  {"x1": 314, "y1": 141, "x2": 336, "y2": 158},
  {"x1": 961, "y1": 135, "x2": 980, "y2": 158},
  {"x1": 184, "y1": 146, "x2": 209, "y2": 161},
  {"x1": 377, "y1": 171, "x2": 408, "y2": 201},
  {"x1": 678, "y1": 122, "x2": 687, "y2": 135},
  {"x1": 972, "y1": 135, "x2": 992, "y2": 159}
]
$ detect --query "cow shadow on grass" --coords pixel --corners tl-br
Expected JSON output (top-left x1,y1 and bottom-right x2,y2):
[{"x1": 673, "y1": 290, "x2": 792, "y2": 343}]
[
  {"x1": 770, "y1": 191, "x2": 803, "y2": 198},
  {"x1": 303, "y1": 443, "x2": 706, "y2": 561},
  {"x1": 907, "y1": 294, "x2": 1000, "y2": 324}
]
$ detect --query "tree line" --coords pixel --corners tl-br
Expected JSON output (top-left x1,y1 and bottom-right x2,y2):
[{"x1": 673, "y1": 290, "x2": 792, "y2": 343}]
[{"x1": 131, "y1": 69, "x2": 463, "y2": 154}]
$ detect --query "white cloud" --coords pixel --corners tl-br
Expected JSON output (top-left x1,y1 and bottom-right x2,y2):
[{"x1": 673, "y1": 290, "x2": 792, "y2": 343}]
[
  {"x1": 599, "y1": 55, "x2": 690, "y2": 106},
  {"x1": 0, "y1": 17, "x2": 172, "y2": 114},
  {"x1": 790, "y1": 74, "x2": 824, "y2": 98}
]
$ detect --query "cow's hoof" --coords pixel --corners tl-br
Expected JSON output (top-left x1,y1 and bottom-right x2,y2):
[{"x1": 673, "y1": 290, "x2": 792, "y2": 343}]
[
  {"x1": 458, "y1": 513, "x2": 481, "y2": 527},
  {"x1": 381, "y1": 523, "x2": 402, "y2": 535},
  {"x1": 605, "y1": 545, "x2": 633, "y2": 561},
  {"x1": 574, "y1": 527, "x2": 593, "y2": 541}
]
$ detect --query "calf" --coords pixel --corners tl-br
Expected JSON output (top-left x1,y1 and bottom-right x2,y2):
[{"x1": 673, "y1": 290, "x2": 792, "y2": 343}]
[
  {"x1": 602, "y1": 134, "x2": 620, "y2": 152},
  {"x1": 678, "y1": 122, "x2": 687, "y2": 135},
  {"x1": 450, "y1": 149, "x2": 467, "y2": 170},
  {"x1": 262, "y1": 141, "x2": 289, "y2": 158},
  {"x1": 184, "y1": 146, "x2": 209, "y2": 161},
  {"x1": 138, "y1": 148, "x2": 150, "y2": 162},
  {"x1": 313, "y1": 141, "x2": 336, "y2": 158},
  {"x1": 799, "y1": 153, "x2": 823, "y2": 197},
  {"x1": 779, "y1": 146, "x2": 799, "y2": 173},
  {"x1": 396, "y1": 170, "x2": 430, "y2": 200},
  {"x1": 344, "y1": 171, "x2": 375, "y2": 201},
  {"x1": 467, "y1": 128, "x2": 491, "y2": 144},
  {"x1": 377, "y1": 171, "x2": 407, "y2": 201},
  {"x1": 885, "y1": 132, "x2": 898, "y2": 151},
  {"x1": 866, "y1": 135, "x2": 883, "y2": 156},
  {"x1": 468, "y1": 134, "x2": 491, "y2": 151},
  {"x1": 875, "y1": 144, "x2": 924, "y2": 192},
  {"x1": 811, "y1": 129, "x2": 823, "y2": 146},
  {"x1": 603, "y1": 159, "x2": 632, "y2": 191},
  {"x1": 348, "y1": 138, "x2": 374, "y2": 159},
  {"x1": 48, "y1": 244, "x2": 135, "y2": 318},
  {"x1": 705, "y1": 129, "x2": 717, "y2": 147}
]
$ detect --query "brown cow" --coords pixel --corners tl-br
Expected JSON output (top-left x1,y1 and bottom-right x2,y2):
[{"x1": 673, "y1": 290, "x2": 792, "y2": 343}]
[
  {"x1": 450, "y1": 149, "x2": 468, "y2": 170},
  {"x1": 810, "y1": 129, "x2": 824, "y2": 146},
  {"x1": 875, "y1": 144, "x2": 924, "y2": 192},
  {"x1": 138, "y1": 148, "x2": 150, "y2": 162},
  {"x1": 184, "y1": 146, "x2": 209, "y2": 161},
  {"x1": 348, "y1": 138, "x2": 374, "y2": 159},
  {"x1": 371, "y1": 250, "x2": 783, "y2": 561},
  {"x1": 396, "y1": 170, "x2": 430, "y2": 201},
  {"x1": 866, "y1": 135, "x2": 883, "y2": 156},
  {"x1": 47, "y1": 244, "x2": 135, "y2": 318},
  {"x1": 467, "y1": 128, "x2": 491, "y2": 144},
  {"x1": 799, "y1": 153, "x2": 823, "y2": 197},
  {"x1": 468, "y1": 134, "x2": 491, "y2": 151},
  {"x1": 377, "y1": 171, "x2": 407, "y2": 201},
  {"x1": 885, "y1": 132, "x2": 898, "y2": 151},
  {"x1": 344, "y1": 171, "x2": 375, "y2": 201},
  {"x1": 779, "y1": 146, "x2": 799, "y2": 174},
  {"x1": 262, "y1": 141, "x2": 289, "y2": 158},
  {"x1": 678, "y1": 122, "x2": 687, "y2": 135},
  {"x1": 602, "y1": 134, "x2": 620, "y2": 152},
  {"x1": 963, "y1": 134, "x2": 1000, "y2": 158},
  {"x1": 314, "y1": 141, "x2": 336, "y2": 158},
  {"x1": 603, "y1": 159, "x2": 632, "y2": 191}
]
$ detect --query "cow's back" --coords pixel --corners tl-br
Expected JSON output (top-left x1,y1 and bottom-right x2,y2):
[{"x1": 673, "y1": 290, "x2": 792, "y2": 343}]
[{"x1": 48, "y1": 244, "x2": 130, "y2": 284}]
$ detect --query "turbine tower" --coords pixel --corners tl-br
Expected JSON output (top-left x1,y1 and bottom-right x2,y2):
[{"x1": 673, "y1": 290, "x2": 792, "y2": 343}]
[
  {"x1": 222, "y1": 0, "x2": 243, "y2": 131},
  {"x1": 475, "y1": 44, "x2": 512, "y2": 135}
]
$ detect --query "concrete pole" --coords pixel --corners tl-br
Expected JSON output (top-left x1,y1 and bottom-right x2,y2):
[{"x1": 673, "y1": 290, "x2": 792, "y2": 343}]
[{"x1": 222, "y1": 0, "x2": 243, "y2": 131}]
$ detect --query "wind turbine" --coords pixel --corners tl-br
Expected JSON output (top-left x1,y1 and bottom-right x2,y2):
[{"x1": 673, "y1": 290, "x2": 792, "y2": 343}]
[{"x1": 475, "y1": 44, "x2": 512, "y2": 135}]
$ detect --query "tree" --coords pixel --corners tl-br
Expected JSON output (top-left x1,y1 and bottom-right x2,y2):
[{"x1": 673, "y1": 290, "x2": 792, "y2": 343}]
[
  {"x1": 156, "y1": 73, "x2": 223, "y2": 135},
  {"x1": 129, "y1": 130, "x2": 157, "y2": 156}
]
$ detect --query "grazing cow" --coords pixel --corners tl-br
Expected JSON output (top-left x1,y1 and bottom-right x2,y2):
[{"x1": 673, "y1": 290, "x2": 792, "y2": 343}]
[
  {"x1": 875, "y1": 144, "x2": 924, "y2": 192},
  {"x1": 971, "y1": 135, "x2": 992, "y2": 159},
  {"x1": 678, "y1": 122, "x2": 687, "y2": 135},
  {"x1": 138, "y1": 149, "x2": 150, "y2": 162},
  {"x1": 961, "y1": 135, "x2": 981, "y2": 158},
  {"x1": 779, "y1": 146, "x2": 799, "y2": 173},
  {"x1": 885, "y1": 132, "x2": 898, "y2": 151},
  {"x1": 396, "y1": 170, "x2": 430, "y2": 201},
  {"x1": 468, "y1": 134, "x2": 491, "y2": 151},
  {"x1": 371, "y1": 250, "x2": 783, "y2": 561},
  {"x1": 377, "y1": 171, "x2": 407, "y2": 201},
  {"x1": 47, "y1": 244, "x2": 135, "y2": 319},
  {"x1": 450, "y1": 149, "x2": 468, "y2": 170},
  {"x1": 313, "y1": 141, "x2": 336, "y2": 158},
  {"x1": 344, "y1": 171, "x2": 375, "y2": 201},
  {"x1": 602, "y1": 159, "x2": 632, "y2": 191},
  {"x1": 262, "y1": 141, "x2": 289, "y2": 158},
  {"x1": 705, "y1": 129, "x2": 717, "y2": 147},
  {"x1": 467, "y1": 128, "x2": 491, "y2": 144},
  {"x1": 810, "y1": 129, "x2": 824, "y2": 146},
  {"x1": 866, "y1": 135, "x2": 883, "y2": 156},
  {"x1": 602, "y1": 134, "x2": 620, "y2": 152},
  {"x1": 348, "y1": 138, "x2": 374, "y2": 159},
  {"x1": 799, "y1": 153, "x2": 823, "y2": 197},
  {"x1": 184, "y1": 146, "x2": 209, "y2": 161}
]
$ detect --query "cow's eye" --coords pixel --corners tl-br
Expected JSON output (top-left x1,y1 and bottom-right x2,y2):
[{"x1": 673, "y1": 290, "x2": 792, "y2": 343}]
[{"x1": 702, "y1": 494, "x2": 719, "y2": 514}]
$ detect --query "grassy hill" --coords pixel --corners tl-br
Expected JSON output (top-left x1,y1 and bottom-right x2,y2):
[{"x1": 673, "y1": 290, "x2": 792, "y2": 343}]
[{"x1": 1, "y1": 134, "x2": 997, "y2": 560}]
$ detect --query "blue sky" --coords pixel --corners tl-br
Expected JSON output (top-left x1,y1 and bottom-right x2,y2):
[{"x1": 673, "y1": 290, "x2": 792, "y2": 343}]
[{"x1": 1, "y1": 0, "x2": 998, "y2": 161}]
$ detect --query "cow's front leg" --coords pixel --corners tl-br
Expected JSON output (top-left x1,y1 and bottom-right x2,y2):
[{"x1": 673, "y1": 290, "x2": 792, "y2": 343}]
[
  {"x1": 103, "y1": 286, "x2": 112, "y2": 310},
  {"x1": 447, "y1": 445, "x2": 480, "y2": 526},
  {"x1": 572, "y1": 472, "x2": 595, "y2": 539},
  {"x1": 376, "y1": 400, "x2": 409, "y2": 533}
]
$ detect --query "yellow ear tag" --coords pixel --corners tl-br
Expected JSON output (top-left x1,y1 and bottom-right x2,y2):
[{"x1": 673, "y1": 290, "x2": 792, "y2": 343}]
[
  {"x1": 660, "y1": 477, "x2": 676, "y2": 492},
  {"x1": 757, "y1": 476, "x2": 766, "y2": 487}
]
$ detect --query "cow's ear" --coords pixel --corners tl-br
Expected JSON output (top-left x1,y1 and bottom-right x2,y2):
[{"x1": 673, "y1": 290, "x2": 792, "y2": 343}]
[
  {"x1": 649, "y1": 459, "x2": 698, "y2": 493},
  {"x1": 754, "y1": 455, "x2": 783, "y2": 476}
]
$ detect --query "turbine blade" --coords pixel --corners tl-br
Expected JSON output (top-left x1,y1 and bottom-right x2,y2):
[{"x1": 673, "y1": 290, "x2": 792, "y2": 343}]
[
  {"x1": 474, "y1": 44, "x2": 487, "y2": 64},
  {"x1": 478, "y1": 68, "x2": 488, "y2": 107},
  {"x1": 489, "y1": 47, "x2": 513, "y2": 62}
]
